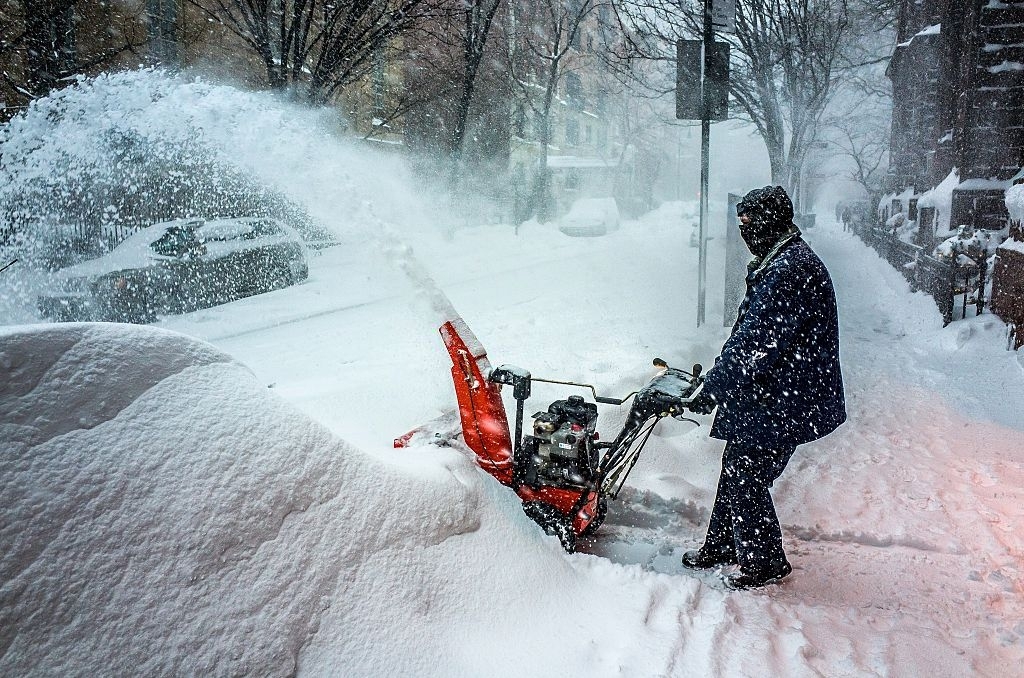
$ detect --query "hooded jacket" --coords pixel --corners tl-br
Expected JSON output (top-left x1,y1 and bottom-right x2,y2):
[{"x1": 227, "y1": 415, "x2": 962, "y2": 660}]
[{"x1": 700, "y1": 186, "x2": 847, "y2": 447}]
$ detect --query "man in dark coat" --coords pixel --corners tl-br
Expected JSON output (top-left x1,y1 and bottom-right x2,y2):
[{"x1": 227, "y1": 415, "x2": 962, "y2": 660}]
[{"x1": 683, "y1": 185, "x2": 846, "y2": 589}]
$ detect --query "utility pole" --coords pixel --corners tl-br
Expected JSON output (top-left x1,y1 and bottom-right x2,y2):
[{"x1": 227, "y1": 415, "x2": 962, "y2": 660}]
[
  {"x1": 697, "y1": 0, "x2": 713, "y2": 327},
  {"x1": 677, "y1": 0, "x2": 730, "y2": 327}
]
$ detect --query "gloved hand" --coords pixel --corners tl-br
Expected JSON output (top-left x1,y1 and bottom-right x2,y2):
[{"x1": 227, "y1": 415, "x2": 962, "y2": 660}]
[{"x1": 687, "y1": 388, "x2": 717, "y2": 415}]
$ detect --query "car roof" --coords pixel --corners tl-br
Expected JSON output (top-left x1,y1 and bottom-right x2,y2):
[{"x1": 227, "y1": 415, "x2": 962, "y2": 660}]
[{"x1": 52, "y1": 217, "x2": 287, "y2": 279}]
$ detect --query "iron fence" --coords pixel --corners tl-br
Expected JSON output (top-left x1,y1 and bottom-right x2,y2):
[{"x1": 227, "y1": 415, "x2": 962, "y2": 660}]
[{"x1": 855, "y1": 223, "x2": 987, "y2": 325}]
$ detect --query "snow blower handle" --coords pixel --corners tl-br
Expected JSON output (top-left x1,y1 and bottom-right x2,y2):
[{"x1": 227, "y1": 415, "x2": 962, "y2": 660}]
[
  {"x1": 528, "y1": 360, "x2": 703, "y2": 406},
  {"x1": 528, "y1": 376, "x2": 639, "y2": 405}
]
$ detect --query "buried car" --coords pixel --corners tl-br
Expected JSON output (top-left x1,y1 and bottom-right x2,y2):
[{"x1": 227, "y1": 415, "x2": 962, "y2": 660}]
[
  {"x1": 38, "y1": 217, "x2": 309, "y2": 323},
  {"x1": 558, "y1": 197, "x2": 620, "y2": 237}
]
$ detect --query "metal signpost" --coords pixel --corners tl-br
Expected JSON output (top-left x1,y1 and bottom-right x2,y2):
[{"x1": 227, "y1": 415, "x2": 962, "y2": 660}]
[{"x1": 677, "y1": 0, "x2": 732, "y2": 327}]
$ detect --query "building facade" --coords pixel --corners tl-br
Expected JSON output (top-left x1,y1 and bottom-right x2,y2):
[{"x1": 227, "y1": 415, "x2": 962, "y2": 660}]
[
  {"x1": 887, "y1": 0, "x2": 1024, "y2": 233},
  {"x1": 886, "y1": 0, "x2": 1024, "y2": 337}
]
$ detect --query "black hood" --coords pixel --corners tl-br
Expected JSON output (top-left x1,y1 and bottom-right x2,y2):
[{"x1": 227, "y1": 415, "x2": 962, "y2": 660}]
[{"x1": 736, "y1": 185, "x2": 796, "y2": 257}]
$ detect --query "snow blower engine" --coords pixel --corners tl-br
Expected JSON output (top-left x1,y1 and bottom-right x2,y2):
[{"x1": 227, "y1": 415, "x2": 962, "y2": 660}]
[{"x1": 395, "y1": 317, "x2": 704, "y2": 552}]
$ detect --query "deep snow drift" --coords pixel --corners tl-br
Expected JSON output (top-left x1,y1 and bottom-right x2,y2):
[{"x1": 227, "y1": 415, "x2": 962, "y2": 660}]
[
  {"x1": 2, "y1": 71, "x2": 1024, "y2": 677},
  {"x1": 0, "y1": 323, "x2": 604, "y2": 676}
]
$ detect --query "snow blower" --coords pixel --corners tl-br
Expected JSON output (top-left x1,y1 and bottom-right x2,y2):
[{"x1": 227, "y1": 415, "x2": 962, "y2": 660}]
[{"x1": 395, "y1": 316, "x2": 703, "y2": 552}]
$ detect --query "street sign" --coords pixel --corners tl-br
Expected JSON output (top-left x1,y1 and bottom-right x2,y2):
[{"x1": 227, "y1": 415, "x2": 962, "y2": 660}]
[
  {"x1": 712, "y1": 0, "x2": 736, "y2": 33},
  {"x1": 675, "y1": 40, "x2": 729, "y2": 121},
  {"x1": 705, "y1": 42, "x2": 729, "y2": 121},
  {"x1": 676, "y1": 40, "x2": 702, "y2": 120}
]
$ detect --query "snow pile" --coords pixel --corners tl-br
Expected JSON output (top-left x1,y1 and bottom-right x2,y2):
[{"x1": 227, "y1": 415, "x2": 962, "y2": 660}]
[
  {"x1": 1005, "y1": 182, "x2": 1024, "y2": 225},
  {"x1": 918, "y1": 169, "x2": 960, "y2": 236},
  {"x1": 4, "y1": 220, "x2": 1024, "y2": 676},
  {"x1": 0, "y1": 323, "x2": 545, "y2": 675}
]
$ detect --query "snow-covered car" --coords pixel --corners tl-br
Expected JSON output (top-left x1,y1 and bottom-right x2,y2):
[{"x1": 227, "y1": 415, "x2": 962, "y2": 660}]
[
  {"x1": 37, "y1": 217, "x2": 309, "y2": 323},
  {"x1": 558, "y1": 197, "x2": 620, "y2": 237}
]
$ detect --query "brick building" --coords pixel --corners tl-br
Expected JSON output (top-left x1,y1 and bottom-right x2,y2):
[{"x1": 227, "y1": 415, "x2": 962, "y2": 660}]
[
  {"x1": 886, "y1": 0, "x2": 1024, "y2": 338},
  {"x1": 887, "y1": 0, "x2": 1024, "y2": 230}
]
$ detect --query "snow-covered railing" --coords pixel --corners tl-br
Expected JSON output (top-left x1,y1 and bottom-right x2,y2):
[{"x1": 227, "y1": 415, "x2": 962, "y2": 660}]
[{"x1": 855, "y1": 222, "x2": 989, "y2": 325}]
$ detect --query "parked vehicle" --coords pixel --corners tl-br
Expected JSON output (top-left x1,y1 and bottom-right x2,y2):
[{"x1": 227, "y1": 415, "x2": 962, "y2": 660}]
[
  {"x1": 558, "y1": 197, "x2": 620, "y2": 237},
  {"x1": 38, "y1": 217, "x2": 309, "y2": 323}
]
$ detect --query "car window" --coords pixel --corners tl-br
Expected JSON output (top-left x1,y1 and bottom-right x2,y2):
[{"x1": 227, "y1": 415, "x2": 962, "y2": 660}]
[
  {"x1": 150, "y1": 226, "x2": 201, "y2": 257},
  {"x1": 198, "y1": 219, "x2": 283, "y2": 242},
  {"x1": 198, "y1": 220, "x2": 252, "y2": 242}
]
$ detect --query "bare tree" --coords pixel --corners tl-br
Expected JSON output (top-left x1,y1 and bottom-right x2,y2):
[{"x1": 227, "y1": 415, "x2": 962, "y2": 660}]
[
  {"x1": 509, "y1": 0, "x2": 602, "y2": 220},
  {"x1": 819, "y1": 0, "x2": 895, "y2": 203},
  {"x1": 448, "y1": 0, "x2": 503, "y2": 164},
  {"x1": 607, "y1": 0, "x2": 851, "y2": 198},
  {"x1": 189, "y1": 0, "x2": 438, "y2": 103},
  {"x1": 1, "y1": 0, "x2": 147, "y2": 104},
  {"x1": 397, "y1": 0, "x2": 510, "y2": 185},
  {"x1": 832, "y1": 123, "x2": 888, "y2": 198}
]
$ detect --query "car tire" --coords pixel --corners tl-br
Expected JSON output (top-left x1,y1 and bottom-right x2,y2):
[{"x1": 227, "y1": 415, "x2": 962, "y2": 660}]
[{"x1": 267, "y1": 265, "x2": 293, "y2": 292}]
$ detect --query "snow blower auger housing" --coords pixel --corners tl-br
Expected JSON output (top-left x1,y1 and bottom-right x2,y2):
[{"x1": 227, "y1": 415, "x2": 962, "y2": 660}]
[{"x1": 395, "y1": 318, "x2": 703, "y2": 552}]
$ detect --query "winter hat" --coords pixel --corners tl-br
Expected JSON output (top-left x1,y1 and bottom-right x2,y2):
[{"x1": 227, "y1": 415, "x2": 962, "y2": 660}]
[{"x1": 736, "y1": 185, "x2": 796, "y2": 257}]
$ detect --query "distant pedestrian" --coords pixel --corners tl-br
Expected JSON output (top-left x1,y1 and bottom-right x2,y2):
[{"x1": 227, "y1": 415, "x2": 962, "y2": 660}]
[{"x1": 683, "y1": 185, "x2": 847, "y2": 589}]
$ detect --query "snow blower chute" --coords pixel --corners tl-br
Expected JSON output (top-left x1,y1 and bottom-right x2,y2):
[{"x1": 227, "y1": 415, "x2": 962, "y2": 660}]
[{"x1": 395, "y1": 316, "x2": 703, "y2": 552}]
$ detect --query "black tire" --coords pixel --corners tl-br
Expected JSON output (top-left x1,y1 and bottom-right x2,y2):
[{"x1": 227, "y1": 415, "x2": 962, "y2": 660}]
[
  {"x1": 265, "y1": 263, "x2": 292, "y2": 292},
  {"x1": 522, "y1": 500, "x2": 577, "y2": 553},
  {"x1": 579, "y1": 495, "x2": 608, "y2": 539}
]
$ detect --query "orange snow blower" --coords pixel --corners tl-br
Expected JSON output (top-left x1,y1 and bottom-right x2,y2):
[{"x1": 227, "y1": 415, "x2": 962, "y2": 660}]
[{"x1": 395, "y1": 316, "x2": 703, "y2": 552}]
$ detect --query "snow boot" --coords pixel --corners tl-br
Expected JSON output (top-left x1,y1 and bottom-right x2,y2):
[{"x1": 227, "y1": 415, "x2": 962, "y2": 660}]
[
  {"x1": 681, "y1": 548, "x2": 737, "y2": 570},
  {"x1": 723, "y1": 561, "x2": 792, "y2": 590}
]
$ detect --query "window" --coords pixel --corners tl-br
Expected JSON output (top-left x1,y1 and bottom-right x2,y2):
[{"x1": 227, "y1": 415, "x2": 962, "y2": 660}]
[
  {"x1": 564, "y1": 171, "x2": 581, "y2": 191},
  {"x1": 146, "y1": 0, "x2": 179, "y2": 65},
  {"x1": 566, "y1": 119, "x2": 580, "y2": 146},
  {"x1": 565, "y1": 73, "x2": 582, "y2": 111}
]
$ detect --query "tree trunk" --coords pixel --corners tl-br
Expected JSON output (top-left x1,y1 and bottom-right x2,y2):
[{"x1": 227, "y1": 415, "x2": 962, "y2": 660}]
[
  {"x1": 451, "y1": 61, "x2": 479, "y2": 163},
  {"x1": 450, "y1": 0, "x2": 502, "y2": 168},
  {"x1": 532, "y1": 57, "x2": 561, "y2": 222}
]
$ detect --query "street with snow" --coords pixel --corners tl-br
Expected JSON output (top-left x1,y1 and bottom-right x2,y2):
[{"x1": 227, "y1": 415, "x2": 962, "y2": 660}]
[{"x1": 2, "y1": 74, "x2": 1023, "y2": 676}]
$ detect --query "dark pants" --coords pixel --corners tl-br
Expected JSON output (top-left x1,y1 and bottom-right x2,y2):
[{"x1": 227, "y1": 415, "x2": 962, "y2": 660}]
[{"x1": 702, "y1": 440, "x2": 796, "y2": 574}]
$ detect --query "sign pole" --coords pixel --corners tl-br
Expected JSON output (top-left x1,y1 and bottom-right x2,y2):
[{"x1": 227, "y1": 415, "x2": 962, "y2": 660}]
[{"x1": 697, "y1": 0, "x2": 713, "y2": 327}]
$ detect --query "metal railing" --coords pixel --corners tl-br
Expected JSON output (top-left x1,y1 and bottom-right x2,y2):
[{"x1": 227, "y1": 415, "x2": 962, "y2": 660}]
[{"x1": 854, "y1": 222, "x2": 988, "y2": 325}]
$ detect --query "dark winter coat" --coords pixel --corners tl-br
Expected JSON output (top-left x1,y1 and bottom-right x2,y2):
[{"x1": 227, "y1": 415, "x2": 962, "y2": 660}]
[{"x1": 701, "y1": 237, "x2": 846, "y2": 448}]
